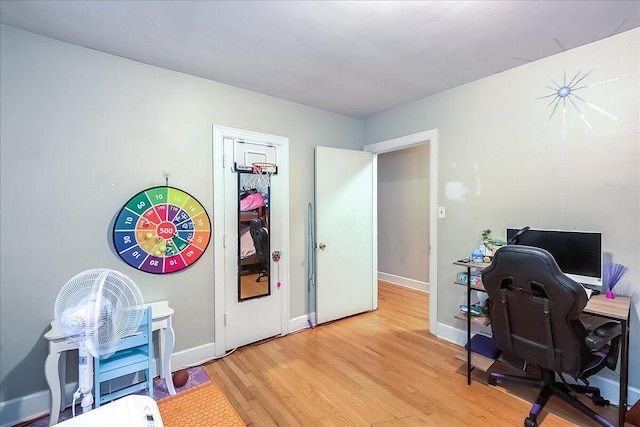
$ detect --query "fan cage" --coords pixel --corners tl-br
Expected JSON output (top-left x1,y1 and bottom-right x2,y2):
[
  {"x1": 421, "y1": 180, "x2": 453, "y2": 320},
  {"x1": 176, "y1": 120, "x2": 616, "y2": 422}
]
[{"x1": 54, "y1": 269, "x2": 145, "y2": 358}]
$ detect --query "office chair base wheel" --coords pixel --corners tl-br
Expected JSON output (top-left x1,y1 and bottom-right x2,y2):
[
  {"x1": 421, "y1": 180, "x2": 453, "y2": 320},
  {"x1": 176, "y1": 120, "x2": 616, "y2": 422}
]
[
  {"x1": 488, "y1": 377, "x2": 498, "y2": 386},
  {"x1": 524, "y1": 416, "x2": 537, "y2": 427}
]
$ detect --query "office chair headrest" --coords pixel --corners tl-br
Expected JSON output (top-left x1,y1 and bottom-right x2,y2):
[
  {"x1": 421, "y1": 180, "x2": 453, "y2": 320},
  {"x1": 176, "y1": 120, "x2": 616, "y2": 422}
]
[{"x1": 486, "y1": 245, "x2": 588, "y2": 316}]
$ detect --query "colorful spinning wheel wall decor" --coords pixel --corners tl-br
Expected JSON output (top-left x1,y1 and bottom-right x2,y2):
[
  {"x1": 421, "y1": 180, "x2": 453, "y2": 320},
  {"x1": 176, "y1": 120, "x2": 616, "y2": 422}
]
[{"x1": 112, "y1": 186, "x2": 211, "y2": 274}]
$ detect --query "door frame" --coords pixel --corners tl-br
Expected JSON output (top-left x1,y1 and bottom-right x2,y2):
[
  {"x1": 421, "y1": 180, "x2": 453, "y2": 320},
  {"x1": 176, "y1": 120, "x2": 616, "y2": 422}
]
[
  {"x1": 364, "y1": 128, "x2": 438, "y2": 335},
  {"x1": 212, "y1": 125, "x2": 290, "y2": 356}
]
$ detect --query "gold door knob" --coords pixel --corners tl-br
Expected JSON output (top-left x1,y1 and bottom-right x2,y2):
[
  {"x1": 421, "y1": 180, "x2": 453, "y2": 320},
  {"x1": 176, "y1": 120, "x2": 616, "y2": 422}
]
[{"x1": 318, "y1": 243, "x2": 326, "y2": 250}]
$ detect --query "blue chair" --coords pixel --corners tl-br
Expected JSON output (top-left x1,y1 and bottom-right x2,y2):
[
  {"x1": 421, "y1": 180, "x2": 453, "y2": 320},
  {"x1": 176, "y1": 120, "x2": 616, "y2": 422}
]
[{"x1": 93, "y1": 307, "x2": 153, "y2": 407}]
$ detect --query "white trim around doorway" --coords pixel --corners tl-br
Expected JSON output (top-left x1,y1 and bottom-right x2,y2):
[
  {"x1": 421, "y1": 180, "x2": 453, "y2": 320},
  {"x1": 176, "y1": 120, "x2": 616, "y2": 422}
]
[{"x1": 364, "y1": 128, "x2": 439, "y2": 335}]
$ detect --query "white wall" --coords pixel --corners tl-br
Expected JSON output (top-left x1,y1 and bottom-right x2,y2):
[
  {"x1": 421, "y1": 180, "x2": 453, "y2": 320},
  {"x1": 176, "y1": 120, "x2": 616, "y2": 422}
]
[
  {"x1": 0, "y1": 24, "x2": 363, "y2": 409},
  {"x1": 364, "y1": 29, "x2": 639, "y2": 398},
  {"x1": 1, "y1": 21, "x2": 638, "y2": 424}
]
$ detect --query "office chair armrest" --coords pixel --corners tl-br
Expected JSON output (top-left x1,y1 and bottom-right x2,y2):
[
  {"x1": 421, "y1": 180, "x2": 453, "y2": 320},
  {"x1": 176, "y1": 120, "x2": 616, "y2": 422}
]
[
  {"x1": 585, "y1": 334, "x2": 611, "y2": 351},
  {"x1": 593, "y1": 322, "x2": 621, "y2": 338},
  {"x1": 584, "y1": 322, "x2": 621, "y2": 352},
  {"x1": 595, "y1": 322, "x2": 622, "y2": 371}
]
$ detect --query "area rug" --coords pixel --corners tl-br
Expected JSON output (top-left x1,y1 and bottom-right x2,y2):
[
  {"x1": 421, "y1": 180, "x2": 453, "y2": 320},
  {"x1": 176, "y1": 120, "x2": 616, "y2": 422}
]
[
  {"x1": 153, "y1": 365, "x2": 211, "y2": 400},
  {"x1": 158, "y1": 380, "x2": 246, "y2": 427},
  {"x1": 20, "y1": 366, "x2": 212, "y2": 427}
]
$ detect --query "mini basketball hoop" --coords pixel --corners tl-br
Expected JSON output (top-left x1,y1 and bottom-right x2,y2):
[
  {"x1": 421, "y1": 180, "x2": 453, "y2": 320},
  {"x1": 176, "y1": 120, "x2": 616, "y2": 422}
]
[{"x1": 246, "y1": 162, "x2": 277, "y2": 190}]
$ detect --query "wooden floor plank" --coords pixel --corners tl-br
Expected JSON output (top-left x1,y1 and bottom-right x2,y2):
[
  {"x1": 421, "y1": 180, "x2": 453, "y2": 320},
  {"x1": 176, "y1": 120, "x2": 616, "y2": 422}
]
[{"x1": 204, "y1": 281, "x2": 618, "y2": 426}]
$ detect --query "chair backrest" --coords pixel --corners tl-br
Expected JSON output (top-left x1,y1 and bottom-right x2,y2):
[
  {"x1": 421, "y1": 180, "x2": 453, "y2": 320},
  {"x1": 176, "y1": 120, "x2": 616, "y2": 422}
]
[
  {"x1": 482, "y1": 245, "x2": 590, "y2": 377},
  {"x1": 249, "y1": 218, "x2": 269, "y2": 264},
  {"x1": 94, "y1": 306, "x2": 153, "y2": 407},
  {"x1": 110, "y1": 306, "x2": 152, "y2": 352}
]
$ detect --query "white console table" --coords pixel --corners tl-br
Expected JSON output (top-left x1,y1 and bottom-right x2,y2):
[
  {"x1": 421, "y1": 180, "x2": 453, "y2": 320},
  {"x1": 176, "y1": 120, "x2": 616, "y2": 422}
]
[{"x1": 44, "y1": 301, "x2": 176, "y2": 426}]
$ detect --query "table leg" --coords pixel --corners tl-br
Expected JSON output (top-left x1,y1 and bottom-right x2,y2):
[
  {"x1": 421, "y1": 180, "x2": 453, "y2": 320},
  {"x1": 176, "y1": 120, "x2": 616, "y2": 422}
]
[
  {"x1": 44, "y1": 352, "x2": 61, "y2": 426},
  {"x1": 163, "y1": 323, "x2": 176, "y2": 395},
  {"x1": 618, "y1": 318, "x2": 629, "y2": 427},
  {"x1": 59, "y1": 353, "x2": 66, "y2": 412},
  {"x1": 466, "y1": 266, "x2": 472, "y2": 385}
]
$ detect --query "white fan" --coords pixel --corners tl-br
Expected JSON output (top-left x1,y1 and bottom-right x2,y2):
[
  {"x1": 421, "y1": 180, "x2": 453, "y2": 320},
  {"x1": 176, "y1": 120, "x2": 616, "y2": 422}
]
[{"x1": 54, "y1": 269, "x2": 144, "y2": 414}]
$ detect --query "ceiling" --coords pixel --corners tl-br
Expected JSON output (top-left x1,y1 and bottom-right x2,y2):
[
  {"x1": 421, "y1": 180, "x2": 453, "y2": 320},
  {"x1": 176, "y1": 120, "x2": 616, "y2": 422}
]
[{"x1": 1, "y1": 1, "x2": 638, "y2": 119}]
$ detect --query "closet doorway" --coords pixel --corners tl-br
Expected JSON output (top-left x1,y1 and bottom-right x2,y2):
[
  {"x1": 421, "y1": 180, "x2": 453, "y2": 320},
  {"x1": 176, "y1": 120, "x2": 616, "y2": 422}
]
[{"x1": 364, "y1": 129, "x2": 438, "y2": 334}]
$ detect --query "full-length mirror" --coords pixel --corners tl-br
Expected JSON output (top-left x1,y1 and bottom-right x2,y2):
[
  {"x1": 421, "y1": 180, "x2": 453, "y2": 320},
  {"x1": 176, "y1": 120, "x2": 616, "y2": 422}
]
[{"x1": 237, "y1": 171, "x2": 270, "y2": 300}]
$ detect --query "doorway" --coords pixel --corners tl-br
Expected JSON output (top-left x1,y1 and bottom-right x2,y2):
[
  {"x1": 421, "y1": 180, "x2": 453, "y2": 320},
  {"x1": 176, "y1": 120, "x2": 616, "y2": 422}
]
[
  {"x1": 377, "y1": 144, "x2": 430, "y2": 292},
  {"x1": 213, "y1": 125, "x2": 290, "y2": 354},
  {"x1": 364, "y1": 129, "x2": 438, "y2": 335}
]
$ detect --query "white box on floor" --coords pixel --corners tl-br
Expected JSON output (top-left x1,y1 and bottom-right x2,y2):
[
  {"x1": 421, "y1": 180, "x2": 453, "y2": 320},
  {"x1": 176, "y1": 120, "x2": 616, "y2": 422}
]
[{"x1": 57, "y1": 395, "x2": 163, "y2": 427}]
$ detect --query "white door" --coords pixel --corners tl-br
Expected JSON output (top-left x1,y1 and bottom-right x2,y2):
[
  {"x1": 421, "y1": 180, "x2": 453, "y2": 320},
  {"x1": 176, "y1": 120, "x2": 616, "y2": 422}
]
[
  {"x1": 315, "y1": 146, "x2": 376, "y2": 324},
  {"x1": 213, "y1": 126, "x2": 290, "y2": 354}
]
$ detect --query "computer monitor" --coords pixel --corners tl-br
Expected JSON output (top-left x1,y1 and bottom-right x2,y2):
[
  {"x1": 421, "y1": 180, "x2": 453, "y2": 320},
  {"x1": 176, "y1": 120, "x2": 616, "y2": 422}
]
[{"x1": 506, "y1": 227, "x2": 603, "y2": 289}]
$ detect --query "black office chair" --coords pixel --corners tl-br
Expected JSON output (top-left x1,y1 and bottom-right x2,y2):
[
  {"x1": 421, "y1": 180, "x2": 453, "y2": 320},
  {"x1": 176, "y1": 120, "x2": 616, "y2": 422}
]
[
  {"x1": 482, "y1": 245, "x2": 621, "y2": 427},
  {"x1": 249, "y1": 219, "x2": 269, "y2": 282}
]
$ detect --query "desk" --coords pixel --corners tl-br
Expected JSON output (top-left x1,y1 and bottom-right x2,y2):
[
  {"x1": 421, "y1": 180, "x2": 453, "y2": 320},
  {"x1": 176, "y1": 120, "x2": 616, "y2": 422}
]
[
  {"x1": 454, "y1": 260, "x2": 632, "y2": 427},
  {"x1": 584, "y1": 293, "x2": 631, "y2": 427},
  {"x1": 44, "y1": 301, "x2": 176, "y2": 426}
]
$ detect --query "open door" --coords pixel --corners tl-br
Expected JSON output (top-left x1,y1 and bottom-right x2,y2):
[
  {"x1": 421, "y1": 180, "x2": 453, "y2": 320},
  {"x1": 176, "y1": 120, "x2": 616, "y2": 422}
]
[{"x1": 315, "y1": 146, "x2": 376, "y2": 324}]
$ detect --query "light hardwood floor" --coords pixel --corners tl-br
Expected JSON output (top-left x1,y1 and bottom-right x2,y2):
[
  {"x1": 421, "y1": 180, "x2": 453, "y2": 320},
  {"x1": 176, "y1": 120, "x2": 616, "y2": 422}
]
[
  {"x1": 240, "y1": 272, "x2": 269, "y2": 299},
  {"x1": 204, "y1": 281, "x2": 619, "y2": 426}
]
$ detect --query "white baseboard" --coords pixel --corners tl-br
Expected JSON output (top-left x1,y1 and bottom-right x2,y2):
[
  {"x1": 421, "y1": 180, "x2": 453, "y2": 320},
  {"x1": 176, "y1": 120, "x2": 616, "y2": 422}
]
[
  {"x1": 378, "y1": 272, "x2": 429, "y2": 292},
  {"x1": 0, "y1": 344, "x2": 216, "y2": 427},
  {"x1": 435, "y1": 322, "x2": 640, "y2": 407},
  {"x1": 0, "y1": 382, "x2": 77, "y2": 427},
  {"x1": 170, "y1": 342, "x2": 217, "y2": 371},
  {"x1": 435, "y1": 321, "x2": 467, "y2": 347},
  {"x1": 289, "y1": 314, "x2": 314, "y2": 333}
]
